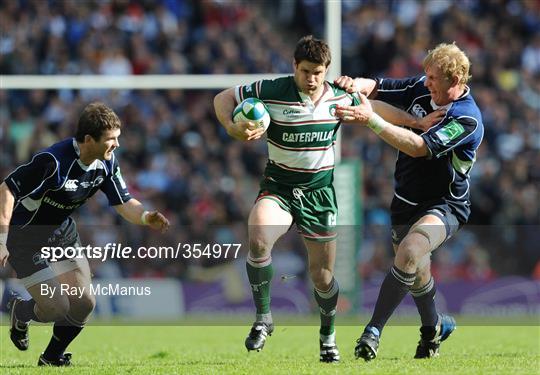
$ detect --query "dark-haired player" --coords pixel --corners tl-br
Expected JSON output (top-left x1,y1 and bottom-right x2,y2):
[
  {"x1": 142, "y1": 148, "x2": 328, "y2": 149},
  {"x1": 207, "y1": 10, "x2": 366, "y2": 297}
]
[{"x1": 0, "y1": 102, "x2": 170, "y2": 366}]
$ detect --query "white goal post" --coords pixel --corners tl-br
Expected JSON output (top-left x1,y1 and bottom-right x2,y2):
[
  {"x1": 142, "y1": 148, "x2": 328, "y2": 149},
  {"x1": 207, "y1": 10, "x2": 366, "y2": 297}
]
[{"x1": 1, "y1": 74, "x2": 283, "y2": 90}]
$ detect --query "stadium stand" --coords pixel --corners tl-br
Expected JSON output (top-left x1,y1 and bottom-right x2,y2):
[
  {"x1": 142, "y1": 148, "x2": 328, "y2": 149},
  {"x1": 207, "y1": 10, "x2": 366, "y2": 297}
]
[{"x1": 1, "y1": 0, "x2": 538, "y2": 283}]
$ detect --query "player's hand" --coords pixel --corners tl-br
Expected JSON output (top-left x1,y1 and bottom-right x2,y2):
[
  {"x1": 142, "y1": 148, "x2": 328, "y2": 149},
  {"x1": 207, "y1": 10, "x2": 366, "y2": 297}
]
[
  {"x1": 336, "y1": 93, "x2": 373, "y2": 124},
  {"x1": 0, "y1": 244, "x2": 9, "y2": 267},
  {"x1": 226, "y1": 121, "x2": 265, "y2": 141},
  {"x1": 334, "y1": 75, "x2": 356, "y2": 93},
  {"x1": 414, "y1": 109, "x2": 446, "y2": 132},
  {"x1": 334, "y1": 76, "x2": 373, "y2": 95},
  {"x1": 146, "y1": 211, "x2": 170, "y2": 233}
]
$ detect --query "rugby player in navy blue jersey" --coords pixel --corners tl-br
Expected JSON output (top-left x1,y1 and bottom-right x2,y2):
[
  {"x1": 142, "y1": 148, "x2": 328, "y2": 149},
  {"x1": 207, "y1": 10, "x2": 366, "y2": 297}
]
[
  {"x1": 335, "y1": 43, "x2": 484, "y2": 361},
  {"x1": 0, "y1": 102, "x2": 170, "y2": 366}
]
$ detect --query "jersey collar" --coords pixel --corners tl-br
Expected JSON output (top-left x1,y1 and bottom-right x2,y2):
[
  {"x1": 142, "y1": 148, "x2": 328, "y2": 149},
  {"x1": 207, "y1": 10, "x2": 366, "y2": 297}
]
[
  {"x1": 456, "y1": 85, "x2": 470, "y2": 100},
  {"x1": 429, "y1": 99, "x2": 453, "y2": 111},
  {"x1": 298, "y1": 82, "x2": 332, "y2": 109},
  {"x1": 72, "y1": 138, "x2": 80, "y2": 156}
]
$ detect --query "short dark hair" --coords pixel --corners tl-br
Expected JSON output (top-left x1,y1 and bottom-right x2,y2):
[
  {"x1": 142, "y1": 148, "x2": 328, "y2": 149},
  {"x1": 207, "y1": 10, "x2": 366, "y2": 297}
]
[
  {"x1": 294, "y1": 35, "x2": 331, "y2": 67},
  {"x1": 75, "y1": 102, "x2": 121, "y2": 142}
]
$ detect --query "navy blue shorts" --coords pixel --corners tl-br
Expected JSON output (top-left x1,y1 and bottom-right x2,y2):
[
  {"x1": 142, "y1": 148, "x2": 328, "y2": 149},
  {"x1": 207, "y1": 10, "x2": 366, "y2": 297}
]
[
  {"x1": 7, "y1": 218, "x2": 80, "y2": 279},
  {"x1": 390, "y1": 196, "x2": 462, "y2": 246}
]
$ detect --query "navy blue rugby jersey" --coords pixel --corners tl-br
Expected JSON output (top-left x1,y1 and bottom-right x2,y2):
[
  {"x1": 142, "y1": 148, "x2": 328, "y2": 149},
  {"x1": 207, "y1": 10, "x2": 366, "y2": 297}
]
[
  {"x1": 375, "y1": 75, "x2": 484, "y2": 222},
  {"x1": 4, "y1": 138, "x2": 131, "y2": 227}
]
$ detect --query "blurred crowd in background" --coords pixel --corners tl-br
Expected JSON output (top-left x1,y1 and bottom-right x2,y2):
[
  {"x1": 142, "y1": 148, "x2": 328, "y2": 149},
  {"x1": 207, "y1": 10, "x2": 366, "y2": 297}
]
[{"x1": 1, "y1": 0, "x2": 539, "y2": 283}]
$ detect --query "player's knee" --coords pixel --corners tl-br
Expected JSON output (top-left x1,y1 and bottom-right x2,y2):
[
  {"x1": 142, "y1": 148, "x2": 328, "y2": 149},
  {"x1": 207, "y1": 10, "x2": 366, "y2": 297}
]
[
  {"x1": 248, "y1": 236, "x2": 273, "y2": 258},
  {"x1": 413, "y1": 266, "x2": 431, "y2": 289},
  {"x1": 72, "y1": 292, "x2": 96, "y2": 319},
  {"x1": 416, "y1": 253, "x2": 431, "y2": 271},
  {"x1": 36, "y1": 295, "x2": 70, "y2": 322},
  {"x1": 416, "y1": 258, "x2": 431, "y2": 277},
  {"x1": 309, "y1": 267, "x2": 333, "y2": 291},
  {"x1": 396, "y1": 241, "x2": 423, "y2": 270}
]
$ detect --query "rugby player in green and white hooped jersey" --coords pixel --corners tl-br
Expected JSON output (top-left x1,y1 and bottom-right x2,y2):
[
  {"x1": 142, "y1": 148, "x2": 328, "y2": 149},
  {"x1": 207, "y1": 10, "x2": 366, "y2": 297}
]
[
  {"x1": 214, "y1": 35, "x2": 357, "y2": 363},
  {"x1": 235, "y1": 76, "x2": 358, "y2": 190}
]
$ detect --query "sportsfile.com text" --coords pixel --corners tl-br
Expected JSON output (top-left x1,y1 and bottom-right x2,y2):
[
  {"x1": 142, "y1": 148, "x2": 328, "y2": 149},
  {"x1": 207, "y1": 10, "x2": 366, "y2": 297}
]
[{"x1": 40, "y1": 243, "x2": 242, "y2": 262}]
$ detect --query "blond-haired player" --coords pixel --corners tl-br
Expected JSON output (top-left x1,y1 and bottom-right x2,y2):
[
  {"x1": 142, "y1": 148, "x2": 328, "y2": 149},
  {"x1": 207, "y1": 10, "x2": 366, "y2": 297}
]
[{"x1": 335, "y1": 42, "x2": 484, "y2": 360}]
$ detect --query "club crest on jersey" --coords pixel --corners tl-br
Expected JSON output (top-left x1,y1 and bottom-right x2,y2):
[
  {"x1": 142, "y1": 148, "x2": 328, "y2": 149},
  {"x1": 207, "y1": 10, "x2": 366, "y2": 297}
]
[
  {"x1": 64, "y1": 179, "x2": 78, "y2": 191},
  {"x1": 412, "y1": 104, "x2": 427, "y2": 118},
  {"x1": 435, "y1": 120, "x2": 465, "y2": 145},
  {"x1": 329, "y1": 104, "x2": 337, "y2": 117}
]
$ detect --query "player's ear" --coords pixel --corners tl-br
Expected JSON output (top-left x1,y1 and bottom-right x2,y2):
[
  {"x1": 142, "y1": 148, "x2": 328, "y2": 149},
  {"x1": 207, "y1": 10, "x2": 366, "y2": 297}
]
[
  {"x1": 84, "y1": 134, "x2": 95, "y2": 144},
  {"x1": 292, "y1": 60, "x2": 298, "y2": 71},
  {"x1": 451, "y1": 75, "x2": 459, "y2": 87}
]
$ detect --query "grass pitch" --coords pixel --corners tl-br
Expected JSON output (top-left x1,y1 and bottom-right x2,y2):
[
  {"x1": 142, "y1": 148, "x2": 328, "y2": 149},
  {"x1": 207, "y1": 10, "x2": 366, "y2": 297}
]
[{"x1": 1, "y1": 324, "x2": 538, "y2": 374}]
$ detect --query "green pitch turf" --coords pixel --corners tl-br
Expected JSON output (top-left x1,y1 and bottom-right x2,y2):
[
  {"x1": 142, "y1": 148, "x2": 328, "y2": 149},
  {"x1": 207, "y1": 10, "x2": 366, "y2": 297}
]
[{"x1": 1, "y1": 324, "x2": 538, "y2": 374}]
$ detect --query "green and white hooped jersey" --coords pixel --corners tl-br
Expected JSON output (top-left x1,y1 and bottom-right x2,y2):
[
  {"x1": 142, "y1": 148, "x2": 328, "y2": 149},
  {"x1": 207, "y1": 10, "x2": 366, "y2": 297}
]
[{"x1": 235, "y1": 76, "x2": 360, "y2": 189}]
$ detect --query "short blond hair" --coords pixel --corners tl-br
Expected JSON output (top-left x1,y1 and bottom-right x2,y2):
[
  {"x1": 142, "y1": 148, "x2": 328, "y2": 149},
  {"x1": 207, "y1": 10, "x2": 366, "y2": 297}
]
[{"x1": 423, "y1": 42, "x2": 471, "y2": 85}]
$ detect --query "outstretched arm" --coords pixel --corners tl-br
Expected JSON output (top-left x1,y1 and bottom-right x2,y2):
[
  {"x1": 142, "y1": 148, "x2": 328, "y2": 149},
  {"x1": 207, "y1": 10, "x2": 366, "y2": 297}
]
[
  {"x1": 335, "y1": 76, "x2": 445, "y2": 132},
  {"x1": 334, "y1": 76, "x2": 378, "y2": 98},
  {"x1": 371, "y1": 100, "x2": 445, "y2": 131},
  {"x1": 337, "y1": 94, "x2": 429, "y2": 158},
  {"x1": 114, "y1": 198, "x2": 170, "y2": 233}
]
